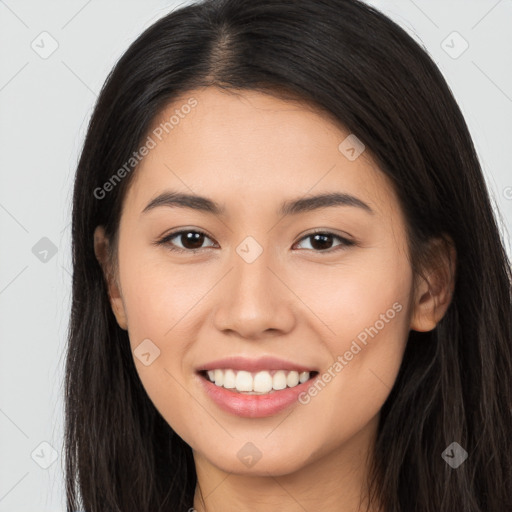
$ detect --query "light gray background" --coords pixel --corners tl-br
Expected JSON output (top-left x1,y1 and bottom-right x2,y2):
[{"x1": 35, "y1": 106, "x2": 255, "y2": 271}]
[{"x1": 0, "y1": 0, "x2": 511, "y2": 510}]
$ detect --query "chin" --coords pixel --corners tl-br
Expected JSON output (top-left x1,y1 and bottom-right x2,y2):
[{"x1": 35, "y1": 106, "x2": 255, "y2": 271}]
[{"x1": 202, "y1": 443, "x2": 314, "y2": 477}]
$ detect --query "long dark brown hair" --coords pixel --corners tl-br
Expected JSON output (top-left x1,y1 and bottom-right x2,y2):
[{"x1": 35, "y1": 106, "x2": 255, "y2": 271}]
[{"x1": 64, "y1": 0, "x2": 512, "y2": 510}]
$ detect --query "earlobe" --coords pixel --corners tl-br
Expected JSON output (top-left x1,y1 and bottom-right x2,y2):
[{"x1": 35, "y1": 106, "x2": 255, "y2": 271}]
[
  {"x1": 410, "y1": 237, "x2": 456, "y2": 332},
  {"x1": 93, "y1": 225, "x2": 128, "y2": 330}
]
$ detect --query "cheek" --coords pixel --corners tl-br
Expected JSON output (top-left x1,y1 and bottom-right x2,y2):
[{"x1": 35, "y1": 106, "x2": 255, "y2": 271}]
[
  {"x1": 289, "y1": 244, "x2": 412, "y2": 343},
  {"x1": 289, "y1": 250, "x2": 412, "y2": 424},
  {"x1": 118, "y1": 244, "x2": 214, "y2": 342},
  {"x1": 290, "y1": 301, "x2": 410, "y2": 463},
  {"x1": 116, "y1": 252, "x2": 204, "y2": 434},
  {"x1": 116, "y1": 247, "x2": 219, "y2": 420}
]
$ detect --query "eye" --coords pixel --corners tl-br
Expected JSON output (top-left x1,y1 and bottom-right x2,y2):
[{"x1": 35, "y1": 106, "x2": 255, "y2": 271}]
[
  {"x1": 155, "y1": 228, "x2": 355, "y2": 254},
  {"x1": 155, "y1": 229, "x2": 217, "y2": 253},
  {"x1": 293, "y1": 230, "x2": 355, "y2": 253}
]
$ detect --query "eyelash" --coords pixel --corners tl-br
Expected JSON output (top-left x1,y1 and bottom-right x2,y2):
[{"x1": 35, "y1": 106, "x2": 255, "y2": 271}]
[{"x1": 154, "y1": 228, "x2": 356, "y2": 254}]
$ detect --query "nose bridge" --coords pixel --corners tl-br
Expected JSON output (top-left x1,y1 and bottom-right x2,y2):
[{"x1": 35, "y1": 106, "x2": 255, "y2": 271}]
[
  {"x1": 233, "y1": 237, "x2": 272, "y2": 298},
  {"x1": 212, "y1": 235, "x2": 296, "y2": 337},
  {"x1": 231, "y1": 236, "x2": 276, "y2": 309}
]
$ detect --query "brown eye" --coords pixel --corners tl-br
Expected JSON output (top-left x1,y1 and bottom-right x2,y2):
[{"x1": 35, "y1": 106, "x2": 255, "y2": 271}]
[
  {"x1": 157, "y1": 229, "x2": 217, "y2": 253},
  {"x1": 294, "y1": 231, "x2": 355, "y2": 252},
  {"x1": 156, "y1": 229, "x2": 354, "y2": 254}
]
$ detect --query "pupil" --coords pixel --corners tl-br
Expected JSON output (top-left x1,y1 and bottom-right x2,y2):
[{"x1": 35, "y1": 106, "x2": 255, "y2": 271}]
[
  {"x1": 311, "y1": 234, "x2": 332, "y2": 250},
  {"x1": 183, "y1": 232, "x2": 204, "y2": 249}
]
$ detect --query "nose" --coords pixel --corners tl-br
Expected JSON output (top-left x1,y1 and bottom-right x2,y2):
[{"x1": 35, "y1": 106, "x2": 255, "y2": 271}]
[{"x1": 212, "y1": 246, "x2": 296, "y2": 339}]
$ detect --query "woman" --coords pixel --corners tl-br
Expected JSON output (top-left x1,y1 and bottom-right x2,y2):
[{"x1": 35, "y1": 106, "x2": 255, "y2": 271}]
[{"x1": 64, "y1": 0, "x2": 512, "y2": 510}]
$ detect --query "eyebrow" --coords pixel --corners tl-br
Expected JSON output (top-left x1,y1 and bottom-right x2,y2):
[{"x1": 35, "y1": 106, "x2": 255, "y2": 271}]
[{"x1": 141, "y1": 190, "x2": 374, "y2": 217}]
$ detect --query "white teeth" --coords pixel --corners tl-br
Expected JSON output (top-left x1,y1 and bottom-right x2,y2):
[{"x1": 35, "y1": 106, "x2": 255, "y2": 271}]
[
  {"x1": 299, "y1": 371, "x2": 309, "y2": 383},
  {"x1": 203, "y1": 369, "x2": 313, "y2": 393},
  {"x1": 235, "y1": 370, "x2": 253, "y2": 392},
  {"x1": 253, "y1": 371, "x2": 273, "y2": 393},
  {"x1": 214, "y1": 369, "x2": 223, "y2": 387},
  {"x1": 223, "y1": 369, "x2": 236, "y2": 389},
  {"x1": 272, "y1": 370, "x2": 287, "y2": 390},
  {"x1": 287, "y1": 371, "x2": 299, "y2": 387}
]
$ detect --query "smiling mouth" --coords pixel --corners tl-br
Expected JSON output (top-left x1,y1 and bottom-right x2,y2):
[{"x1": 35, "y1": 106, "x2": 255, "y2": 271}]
[{"x1": 198, "y1": 369, "x2": 319, "y2": 395}]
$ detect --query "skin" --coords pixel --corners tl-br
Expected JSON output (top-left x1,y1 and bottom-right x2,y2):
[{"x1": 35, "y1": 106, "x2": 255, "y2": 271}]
[{"x1": 94, "y1": 86, "x2": 455, "y2": 512}]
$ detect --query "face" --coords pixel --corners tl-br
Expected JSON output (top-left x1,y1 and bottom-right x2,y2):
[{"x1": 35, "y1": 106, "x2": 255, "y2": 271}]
[{"x1": 95, "y1": 86, "x2": 429, "y2": 478}]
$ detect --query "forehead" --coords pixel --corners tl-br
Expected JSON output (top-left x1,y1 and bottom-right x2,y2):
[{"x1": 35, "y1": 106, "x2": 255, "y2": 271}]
[{"x1": 123, "y1": 86, "x2": 400, "y2": 221}]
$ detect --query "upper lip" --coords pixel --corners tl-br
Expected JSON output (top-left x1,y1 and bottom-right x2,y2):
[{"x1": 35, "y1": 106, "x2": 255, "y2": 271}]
[{"x1": 196, "y1": 356, "x2": 317, "y2": 374}]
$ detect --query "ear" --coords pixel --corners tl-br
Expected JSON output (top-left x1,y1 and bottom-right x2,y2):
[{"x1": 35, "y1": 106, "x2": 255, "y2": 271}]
[
  {"x1": 410, "y1": 236, "x2": 456, "y2": 332},
  {"x1": 93, "y1": 225, "x2": 128, "y2": 330}
]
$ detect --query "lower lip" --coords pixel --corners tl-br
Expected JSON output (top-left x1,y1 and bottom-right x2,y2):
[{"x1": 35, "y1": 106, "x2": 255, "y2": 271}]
[{"x1": 196, "y1": 372, "x2": 319, "y2": 418}]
